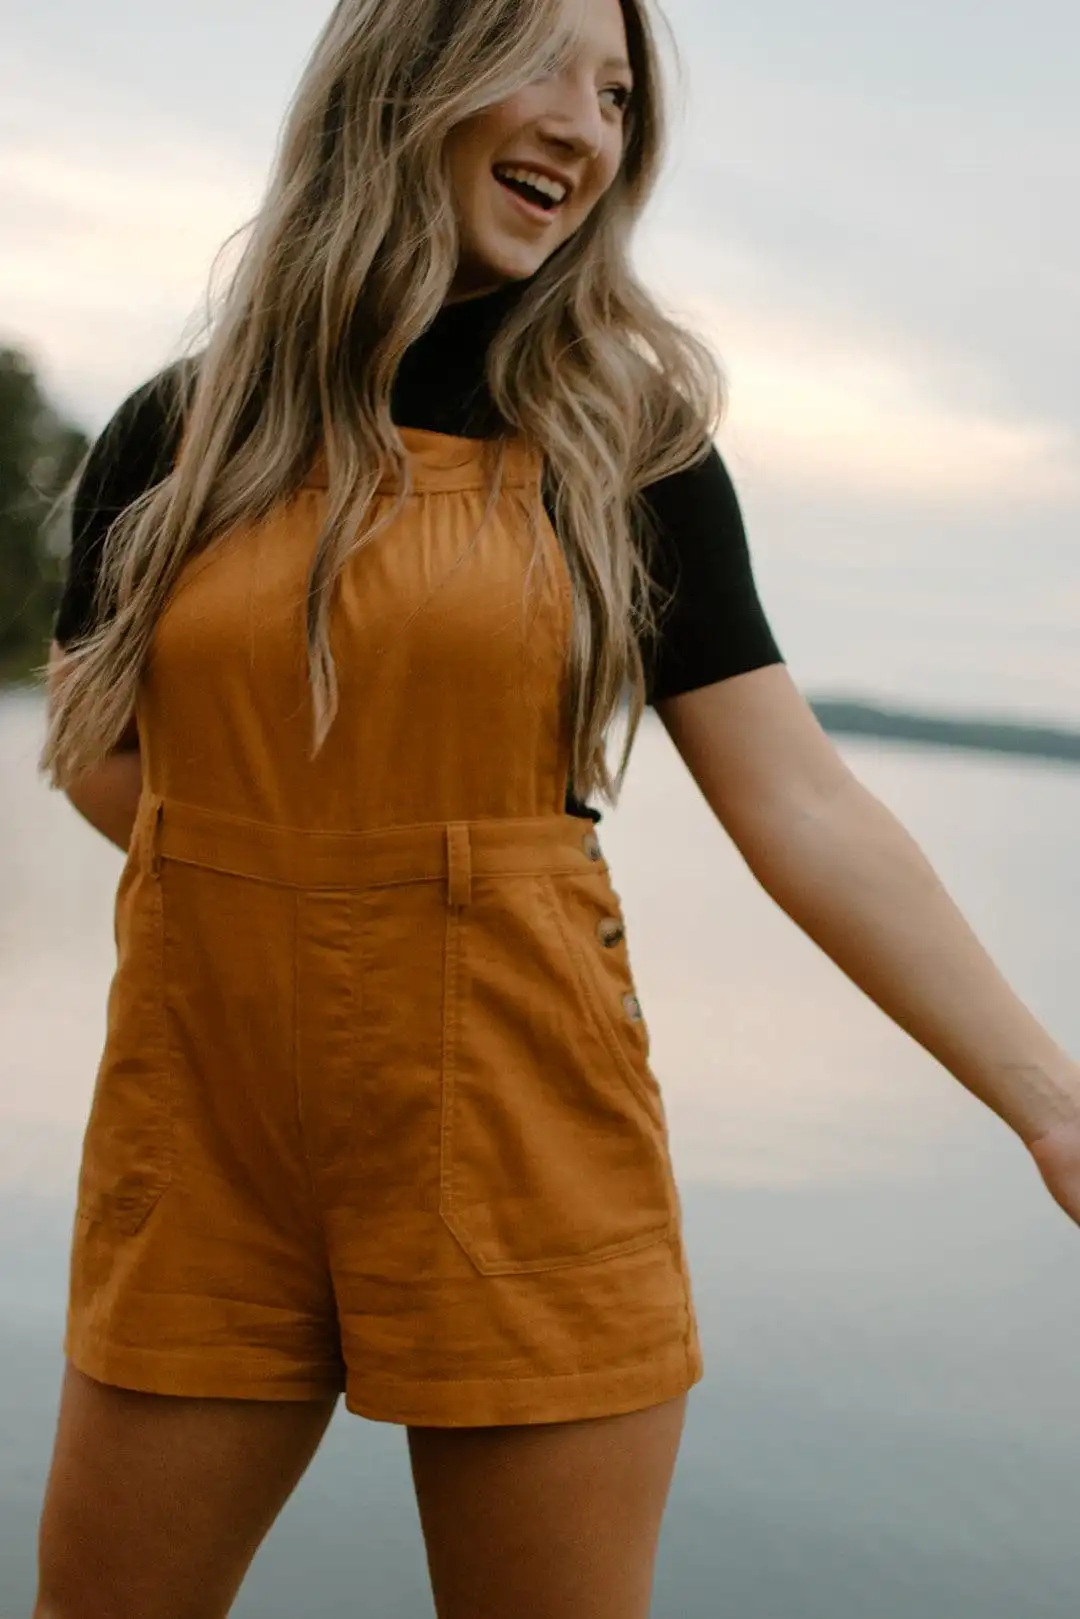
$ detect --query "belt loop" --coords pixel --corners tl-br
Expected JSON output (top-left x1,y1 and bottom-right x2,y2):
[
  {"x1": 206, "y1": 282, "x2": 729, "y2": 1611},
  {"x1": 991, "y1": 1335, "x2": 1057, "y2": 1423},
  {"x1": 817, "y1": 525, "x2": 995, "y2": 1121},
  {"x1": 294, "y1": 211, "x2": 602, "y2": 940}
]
[
  {"x1": 446, "y1": 823, "x2": 473, "y2": 909},
  {"x1": 142, "y1": 794, "x2": 164, "y2": 878}
]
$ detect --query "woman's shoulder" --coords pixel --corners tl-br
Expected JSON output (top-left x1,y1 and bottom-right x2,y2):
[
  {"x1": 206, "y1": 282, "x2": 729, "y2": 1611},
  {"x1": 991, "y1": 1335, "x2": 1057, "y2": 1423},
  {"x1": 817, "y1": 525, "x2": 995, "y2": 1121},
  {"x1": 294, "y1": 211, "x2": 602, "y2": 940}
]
[
  {"x1": 638, "y1": 441, "x2": 745, "y2": 559},
  {"x1": 52, "y1": 360, "x2": 198, "y2": 648},
  {"x1": 84, "y1": 358, "x2": 197, "y2": 499}
]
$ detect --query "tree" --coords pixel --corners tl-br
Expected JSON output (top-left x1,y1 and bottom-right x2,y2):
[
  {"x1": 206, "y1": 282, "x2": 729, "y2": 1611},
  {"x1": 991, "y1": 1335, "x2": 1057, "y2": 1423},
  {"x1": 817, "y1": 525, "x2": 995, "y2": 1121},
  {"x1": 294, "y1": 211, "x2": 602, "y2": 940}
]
[{"x1": 0, "y1": 347, "x2": 89, "y2": 683}]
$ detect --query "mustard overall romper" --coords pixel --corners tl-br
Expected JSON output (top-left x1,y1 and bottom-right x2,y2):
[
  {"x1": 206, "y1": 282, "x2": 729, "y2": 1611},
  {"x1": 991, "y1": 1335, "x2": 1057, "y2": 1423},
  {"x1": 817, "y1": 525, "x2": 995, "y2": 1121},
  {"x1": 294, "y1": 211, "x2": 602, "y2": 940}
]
[{"x1": 68, "y1": 428, "x2": 703, "y2": 1426}]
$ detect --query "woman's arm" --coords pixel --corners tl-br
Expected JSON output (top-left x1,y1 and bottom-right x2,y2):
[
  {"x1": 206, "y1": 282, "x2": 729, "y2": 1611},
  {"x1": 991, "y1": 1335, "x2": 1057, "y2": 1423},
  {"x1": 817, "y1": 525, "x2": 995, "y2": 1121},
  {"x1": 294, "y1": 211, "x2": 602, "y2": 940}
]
[
  {"x1": 657, "y1": 664, "x2": 1080, "y2": 1151},
  {"x1": 44, "y1": 365, "x2": 185, "y2": 852},
  {"x1": 47, "y1": 641, "x2": 143, "y2": 853}
]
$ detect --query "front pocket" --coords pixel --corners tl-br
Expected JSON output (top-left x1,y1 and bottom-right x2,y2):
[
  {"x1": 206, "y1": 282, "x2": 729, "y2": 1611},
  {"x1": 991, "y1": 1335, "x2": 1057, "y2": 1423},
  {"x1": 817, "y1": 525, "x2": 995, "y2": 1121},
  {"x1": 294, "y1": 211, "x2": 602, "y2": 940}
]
[
  {"x1": 439, "y1": 875, "x2": 676, "y2": 1277},
  {"x1": 76, "y1": 855, "x2": 172, "y2": 1235}
]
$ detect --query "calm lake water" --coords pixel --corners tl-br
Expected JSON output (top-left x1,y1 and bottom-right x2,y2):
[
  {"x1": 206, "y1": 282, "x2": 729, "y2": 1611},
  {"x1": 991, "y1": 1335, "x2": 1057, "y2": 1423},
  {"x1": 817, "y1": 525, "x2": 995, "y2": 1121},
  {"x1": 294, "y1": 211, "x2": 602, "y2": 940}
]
[{"x1": 3, "y1": 686, "x2": 1080, "y2": 1617}]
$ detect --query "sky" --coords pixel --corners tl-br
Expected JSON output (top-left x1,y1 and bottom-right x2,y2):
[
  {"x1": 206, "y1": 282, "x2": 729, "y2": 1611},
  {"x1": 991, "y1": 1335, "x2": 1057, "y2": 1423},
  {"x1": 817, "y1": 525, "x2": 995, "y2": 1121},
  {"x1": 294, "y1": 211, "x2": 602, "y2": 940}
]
[{"x1": 2, "y1": 0, "x2": 1078, "y2": 723}]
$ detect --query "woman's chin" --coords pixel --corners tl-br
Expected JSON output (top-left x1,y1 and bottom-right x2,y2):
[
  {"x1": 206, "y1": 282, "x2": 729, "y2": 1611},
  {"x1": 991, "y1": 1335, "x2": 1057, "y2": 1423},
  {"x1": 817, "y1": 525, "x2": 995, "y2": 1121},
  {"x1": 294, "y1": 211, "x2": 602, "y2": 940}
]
[{"x1": 453, "y1": 242, "x2": 552, "y2": 295}]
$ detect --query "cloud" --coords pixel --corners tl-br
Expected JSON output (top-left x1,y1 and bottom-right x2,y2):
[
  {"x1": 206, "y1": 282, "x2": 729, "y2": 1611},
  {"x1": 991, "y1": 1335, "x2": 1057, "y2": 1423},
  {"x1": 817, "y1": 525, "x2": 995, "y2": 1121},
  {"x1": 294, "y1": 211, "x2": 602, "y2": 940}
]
[
  {"x1": 633, "y1": 225, "x2": 1080, "y2": 512},
  {"x1": 0, "y1": 57, "x2": 264, "y2": 421},
  {"x1": 701, "y1": 293, "x2": 1079, "y2": 509},
  {"x1": 3, "y1": 12, "x2": 1078, "y2": 529},
  {"x1": 650, "y1": 49, "x2": 1080, "y2": 428}
]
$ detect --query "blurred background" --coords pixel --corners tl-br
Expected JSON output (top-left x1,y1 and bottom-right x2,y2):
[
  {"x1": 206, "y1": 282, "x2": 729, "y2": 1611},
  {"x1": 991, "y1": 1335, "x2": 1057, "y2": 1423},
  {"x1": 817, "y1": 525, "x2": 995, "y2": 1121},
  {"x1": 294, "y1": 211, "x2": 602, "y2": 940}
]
[{"x1": 2, "y1": 2, "x2": 1079, "y2": 1615}]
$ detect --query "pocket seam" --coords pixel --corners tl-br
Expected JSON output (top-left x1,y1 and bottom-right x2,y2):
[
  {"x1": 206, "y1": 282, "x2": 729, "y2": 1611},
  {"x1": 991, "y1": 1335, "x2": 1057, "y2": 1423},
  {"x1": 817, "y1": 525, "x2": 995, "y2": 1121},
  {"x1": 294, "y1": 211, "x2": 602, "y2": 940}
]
[
  {"x1": 438, "y1": 901, "x2": 465, "y2": 1251},
  {"x1": 77, "y1": 870, "x2": 174, "y2": 1236}
]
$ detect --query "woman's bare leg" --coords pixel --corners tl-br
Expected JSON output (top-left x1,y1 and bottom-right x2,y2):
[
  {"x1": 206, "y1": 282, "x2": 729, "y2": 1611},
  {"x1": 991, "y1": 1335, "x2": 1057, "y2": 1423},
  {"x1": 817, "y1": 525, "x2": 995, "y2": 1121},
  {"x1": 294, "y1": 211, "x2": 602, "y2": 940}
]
[
  {"x1": 407, "y1": 1394, "x2": 688, "y2": 1619},
  {"x1": 34, "y1": 1364, "x2": 337, "y2": 1619}
]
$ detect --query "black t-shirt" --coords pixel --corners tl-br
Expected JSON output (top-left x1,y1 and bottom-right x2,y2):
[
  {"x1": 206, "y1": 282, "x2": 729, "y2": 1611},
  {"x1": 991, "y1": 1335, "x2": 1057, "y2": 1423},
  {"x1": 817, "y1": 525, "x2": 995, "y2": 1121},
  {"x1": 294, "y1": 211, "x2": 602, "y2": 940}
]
[{"x1": 54, "y1": 280, "x2": 784, "y2": 819}]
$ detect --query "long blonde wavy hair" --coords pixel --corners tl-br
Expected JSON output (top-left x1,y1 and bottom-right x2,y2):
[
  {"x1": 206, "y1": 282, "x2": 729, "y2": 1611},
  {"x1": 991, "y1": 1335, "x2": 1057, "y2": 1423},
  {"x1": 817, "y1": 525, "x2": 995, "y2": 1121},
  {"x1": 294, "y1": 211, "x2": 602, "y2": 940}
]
[{"x1": 42, "y1": 0, "x2": 725, "y2": 805}]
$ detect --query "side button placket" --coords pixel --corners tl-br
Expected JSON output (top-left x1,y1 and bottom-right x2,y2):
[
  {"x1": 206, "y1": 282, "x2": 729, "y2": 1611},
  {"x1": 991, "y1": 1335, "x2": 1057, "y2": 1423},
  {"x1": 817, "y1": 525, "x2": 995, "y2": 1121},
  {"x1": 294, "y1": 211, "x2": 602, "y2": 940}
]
[
  {"x1": 580, "y1": 831, "x2": 638, "y2": 1021},
  {"x1": 582, "y1": 830, "x2": 603, "y2": 864}
]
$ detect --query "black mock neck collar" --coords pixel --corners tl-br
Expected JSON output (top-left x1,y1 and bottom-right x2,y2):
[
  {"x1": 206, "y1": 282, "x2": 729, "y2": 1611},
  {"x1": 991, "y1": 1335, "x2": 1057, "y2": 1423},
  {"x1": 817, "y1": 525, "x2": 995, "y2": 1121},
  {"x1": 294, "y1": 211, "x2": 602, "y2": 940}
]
[
  {"x1": 392, "y1": 277, "x2": 532, "y2": 437},
  {"x1": 427, "y1": 277, "x2": 531, "y2": 347}
]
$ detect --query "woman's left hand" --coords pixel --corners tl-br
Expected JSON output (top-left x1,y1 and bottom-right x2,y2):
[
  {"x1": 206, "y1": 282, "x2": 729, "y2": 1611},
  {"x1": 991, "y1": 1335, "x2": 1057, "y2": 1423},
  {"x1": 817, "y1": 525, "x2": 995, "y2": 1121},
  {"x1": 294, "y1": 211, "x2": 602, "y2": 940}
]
[{"x1": 1028, "y1": 1113, "x2": 1080, "y2": 1229}]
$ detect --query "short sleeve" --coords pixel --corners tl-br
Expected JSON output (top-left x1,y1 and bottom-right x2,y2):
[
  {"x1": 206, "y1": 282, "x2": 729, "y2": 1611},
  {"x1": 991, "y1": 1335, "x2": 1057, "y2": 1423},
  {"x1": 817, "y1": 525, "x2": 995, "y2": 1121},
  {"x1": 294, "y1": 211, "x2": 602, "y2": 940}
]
[
  {"x1": 53, "y1": 365, "x2": 187, "y2": 648},
  {"x1": 639, "y1": 445, "x2": 785, "y2": 705}
]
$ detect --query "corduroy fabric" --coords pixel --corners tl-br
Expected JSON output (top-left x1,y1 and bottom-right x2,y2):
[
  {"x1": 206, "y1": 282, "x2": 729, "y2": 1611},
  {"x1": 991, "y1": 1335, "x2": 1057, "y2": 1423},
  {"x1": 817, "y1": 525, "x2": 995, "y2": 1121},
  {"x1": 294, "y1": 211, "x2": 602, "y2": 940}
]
[{"x1": 66, "y1": 429, "x2": 703, "y2": 1427}]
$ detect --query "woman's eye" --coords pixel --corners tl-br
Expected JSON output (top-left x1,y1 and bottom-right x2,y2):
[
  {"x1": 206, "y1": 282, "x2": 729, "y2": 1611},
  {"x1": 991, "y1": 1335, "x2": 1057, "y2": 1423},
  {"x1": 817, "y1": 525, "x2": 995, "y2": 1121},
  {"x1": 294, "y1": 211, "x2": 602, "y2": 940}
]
[{"x1": 601, "y1": 85, "x2": 633, "y2": 112}]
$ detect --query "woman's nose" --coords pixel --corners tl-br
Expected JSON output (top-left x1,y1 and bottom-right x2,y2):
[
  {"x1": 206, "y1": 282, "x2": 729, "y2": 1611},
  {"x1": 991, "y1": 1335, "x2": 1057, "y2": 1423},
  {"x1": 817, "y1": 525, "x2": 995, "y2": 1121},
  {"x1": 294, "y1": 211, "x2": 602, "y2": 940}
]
[{"x1": 534, "y1": 78, "x2": 605, "y2": 160}]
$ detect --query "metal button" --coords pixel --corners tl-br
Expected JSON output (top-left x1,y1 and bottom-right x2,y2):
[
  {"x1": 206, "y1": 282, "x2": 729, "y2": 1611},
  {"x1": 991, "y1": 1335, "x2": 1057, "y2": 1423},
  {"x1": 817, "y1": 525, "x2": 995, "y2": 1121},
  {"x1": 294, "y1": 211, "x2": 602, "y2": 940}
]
[
  {"x1": 623, "y1": 993, "x2": 644, "y2": 1023},
  {"x1": 597, "y1": 918, "x2": 625, "y2": 949},
  {"x1": 582, "y1": 831, "x2": 602, "y2": 863}
]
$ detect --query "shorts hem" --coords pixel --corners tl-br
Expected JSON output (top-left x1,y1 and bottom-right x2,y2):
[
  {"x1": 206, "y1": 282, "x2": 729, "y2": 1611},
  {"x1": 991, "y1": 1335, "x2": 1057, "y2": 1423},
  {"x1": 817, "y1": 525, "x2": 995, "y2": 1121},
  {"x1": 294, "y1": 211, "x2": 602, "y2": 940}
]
[
  {"x1": 343, "y1": 1343, "x2": 705, "y2": 1428},
  {"x1": 66, "y1": 1332, "x2": 345, "y2": 1405}
]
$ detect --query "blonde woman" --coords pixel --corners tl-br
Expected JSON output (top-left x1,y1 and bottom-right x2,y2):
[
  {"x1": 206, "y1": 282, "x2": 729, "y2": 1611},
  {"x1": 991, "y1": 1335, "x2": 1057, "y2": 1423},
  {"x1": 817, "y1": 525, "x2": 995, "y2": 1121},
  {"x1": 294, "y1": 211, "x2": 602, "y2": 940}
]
[{"x1": 35, "y1": 0, "x2": 1080, "y2": 1614}]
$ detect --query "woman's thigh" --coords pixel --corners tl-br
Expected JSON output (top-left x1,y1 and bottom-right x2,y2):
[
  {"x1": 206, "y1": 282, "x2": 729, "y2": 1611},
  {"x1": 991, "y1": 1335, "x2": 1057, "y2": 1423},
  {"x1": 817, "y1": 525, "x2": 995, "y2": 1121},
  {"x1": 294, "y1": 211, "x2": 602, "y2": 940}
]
[
  {"x1": 35, "y1": 1364, "x2": 337, "y2": 1619},
  {"x1": 407, "y1": 1394, "x2": 688, "y2": 1619}
]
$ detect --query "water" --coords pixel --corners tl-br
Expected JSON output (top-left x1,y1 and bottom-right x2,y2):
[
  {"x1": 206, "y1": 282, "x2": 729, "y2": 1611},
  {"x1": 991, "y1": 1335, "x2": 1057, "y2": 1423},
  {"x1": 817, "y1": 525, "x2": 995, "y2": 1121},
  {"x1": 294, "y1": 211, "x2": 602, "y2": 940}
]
[{"x1": 3, "y1": 687, "x2": 1080, "y2": 1617}]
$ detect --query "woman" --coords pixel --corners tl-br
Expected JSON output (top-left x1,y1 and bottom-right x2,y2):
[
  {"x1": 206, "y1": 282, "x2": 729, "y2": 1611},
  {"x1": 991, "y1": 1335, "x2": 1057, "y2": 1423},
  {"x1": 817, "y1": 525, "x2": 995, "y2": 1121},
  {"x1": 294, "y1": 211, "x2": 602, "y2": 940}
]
[{"x1": 35, "y1": 0, "x2": 1080, "y2": 1614}]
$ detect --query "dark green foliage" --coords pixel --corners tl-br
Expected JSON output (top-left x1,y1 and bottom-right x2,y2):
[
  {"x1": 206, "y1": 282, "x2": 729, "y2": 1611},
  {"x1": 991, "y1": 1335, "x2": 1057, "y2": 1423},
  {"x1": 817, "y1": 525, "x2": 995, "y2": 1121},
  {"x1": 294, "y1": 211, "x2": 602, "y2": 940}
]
[{"x1": 0, "y1": 347, "x2": 88, "y2": 683}]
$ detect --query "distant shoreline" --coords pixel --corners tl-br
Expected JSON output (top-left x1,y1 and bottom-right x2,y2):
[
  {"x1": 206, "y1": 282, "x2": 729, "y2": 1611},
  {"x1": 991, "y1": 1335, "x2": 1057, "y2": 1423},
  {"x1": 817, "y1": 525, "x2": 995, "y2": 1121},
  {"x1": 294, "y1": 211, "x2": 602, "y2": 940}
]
[
  {"x1": 4, "y1": 681, "x2": 1079, "y2": 768},
  {"x1": 807, "y1": 698, "x2": 1080, "y2": 767}
]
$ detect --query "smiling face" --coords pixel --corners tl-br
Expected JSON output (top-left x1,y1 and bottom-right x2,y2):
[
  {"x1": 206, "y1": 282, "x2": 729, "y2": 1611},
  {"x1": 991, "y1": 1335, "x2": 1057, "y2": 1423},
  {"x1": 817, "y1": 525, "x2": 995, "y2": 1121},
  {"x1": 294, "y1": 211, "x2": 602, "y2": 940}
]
[{"x1": 444, "y1": 0, "x2": 635, "y2": 300}]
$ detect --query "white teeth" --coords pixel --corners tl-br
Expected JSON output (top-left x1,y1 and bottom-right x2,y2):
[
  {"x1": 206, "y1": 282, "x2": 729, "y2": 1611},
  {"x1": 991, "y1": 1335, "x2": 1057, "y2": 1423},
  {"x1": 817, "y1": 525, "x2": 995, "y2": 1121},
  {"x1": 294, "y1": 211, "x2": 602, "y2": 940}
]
[{"x1": 495, "y1": 166, "x2": 569, "y2": 205}]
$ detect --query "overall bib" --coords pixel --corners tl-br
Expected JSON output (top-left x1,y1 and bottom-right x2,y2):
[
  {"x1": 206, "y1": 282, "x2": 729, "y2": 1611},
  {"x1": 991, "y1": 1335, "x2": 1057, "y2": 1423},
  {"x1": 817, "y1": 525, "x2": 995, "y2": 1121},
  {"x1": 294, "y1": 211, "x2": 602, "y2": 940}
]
[{"x1": 67, "y1": 429, "x2": 703, "y2": 1426}]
